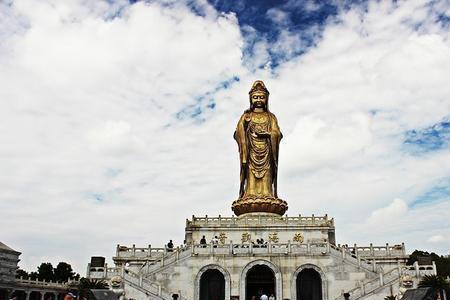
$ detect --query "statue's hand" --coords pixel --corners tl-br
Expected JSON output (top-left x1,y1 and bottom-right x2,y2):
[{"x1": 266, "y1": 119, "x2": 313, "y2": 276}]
[{"x1": 256, "y1": 131, "x2": 271, "y2": 137}]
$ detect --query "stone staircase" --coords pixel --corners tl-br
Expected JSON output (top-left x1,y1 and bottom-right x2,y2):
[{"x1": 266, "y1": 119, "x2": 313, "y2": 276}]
[
  {"x1": 141, "y1": 246, "x2": 193, "y2": 277},
  {"x1": 123, "y1": 268, "x2": 188, "y2": 300},
  {"x1": 328, "y1": 244, "x2": 381, "y2": 275},
  {"x1": 335, "y1": 267, "x2": 400, "y2": 300}
]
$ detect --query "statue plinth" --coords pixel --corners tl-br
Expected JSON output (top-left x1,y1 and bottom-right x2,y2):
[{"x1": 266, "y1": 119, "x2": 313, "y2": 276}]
[{"x1": 232, "y1": 195, "x2": 288, "y2": 216}]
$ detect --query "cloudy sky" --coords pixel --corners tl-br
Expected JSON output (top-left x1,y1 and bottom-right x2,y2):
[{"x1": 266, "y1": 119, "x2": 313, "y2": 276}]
[{"x1": 1, "y1": 0, "x2": 449, "y2": 274}]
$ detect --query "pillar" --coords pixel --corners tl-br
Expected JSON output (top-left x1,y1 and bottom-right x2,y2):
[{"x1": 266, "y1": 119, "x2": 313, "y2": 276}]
[{"x1": 40, "y1": 292, "x2": 45, "y2": 300}]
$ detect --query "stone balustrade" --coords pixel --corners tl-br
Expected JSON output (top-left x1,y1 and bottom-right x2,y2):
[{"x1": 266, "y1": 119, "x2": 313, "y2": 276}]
[
  {"x1": 186, "y1": 214, "x2": 334, "y2": 227},
  {"x1": 115, "y1": 244, "x2": 166, "y2": 259},
  {"x1": 191, "y1": 241, "x2": 331, "y2": 256},
  {"x1": 86, "y1": 263, "x2": 121, "y2": 279},
  {"x1": 15, "y1": 278, "x2": 78, "y2": 289},
  {"x1": 336, "y1": 262, "x2": 437, "y2": 300},
  {"x1": 344, "y1": 243, "x2": 407, "y2": 258}
]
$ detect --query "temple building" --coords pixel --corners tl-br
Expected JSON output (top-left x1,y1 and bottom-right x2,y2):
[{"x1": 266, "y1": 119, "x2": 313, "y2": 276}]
[{"x1": 86, "y1": 81, "x2": 436, "y2": 300}]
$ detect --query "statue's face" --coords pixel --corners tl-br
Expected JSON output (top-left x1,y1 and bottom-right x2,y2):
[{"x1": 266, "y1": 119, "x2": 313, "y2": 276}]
[{"x1": 250, "y1": 92, "x2": 267, "y2": 109}]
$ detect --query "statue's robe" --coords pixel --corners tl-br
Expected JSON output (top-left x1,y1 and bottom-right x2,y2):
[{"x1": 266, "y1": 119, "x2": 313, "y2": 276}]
[{"x1": 234, "y1": 110, "x2": 282, "y2": 198}]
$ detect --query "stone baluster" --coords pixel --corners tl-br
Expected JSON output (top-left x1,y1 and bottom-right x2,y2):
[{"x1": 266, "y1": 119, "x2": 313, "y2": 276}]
[
  {"x1": 132, "y1": 244, "x2": 136, "y2": 256},
  {"x1": 53, "y1": 292, "x2": 58, "y2": 300},
  {"x1": 370, "y1": 243, "x2": 374, "y2": 256},
  {"x1": 40, "y1": 292, "x2": 45, "y2": 300},
  {"x1": 402, "y1": 242, "x2": 406, "y2": 256},
  {"x1": 205, "y1": 215, "x2": 208, "y2": 224},
  {"x1": 116, "y1": 244, "x2": 120, "y2": 257},
  {"x1": 148, "y1": 244, "x2": 152, "y2": 257},
  {"x1": 218, "y1": 214, "x2": 222, "y2": 225},
  {"x1": 386, "y1": 243, "x2": 390, "y2": 256},
  {"x1": 312, "y1": 214, "x2": 315, "y2": 224},
  {"x1": 414, "y1": 261, "x2": 419, "y2": 277}
]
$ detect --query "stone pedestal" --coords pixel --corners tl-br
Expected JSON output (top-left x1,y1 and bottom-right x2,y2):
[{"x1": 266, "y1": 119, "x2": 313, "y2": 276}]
[{"x1": 232, "y1": 195, "x2": 288, "y2": 216}]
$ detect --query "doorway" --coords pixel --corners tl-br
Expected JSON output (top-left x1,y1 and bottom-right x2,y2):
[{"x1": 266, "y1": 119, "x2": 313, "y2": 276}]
[
  {"x1": 296, "y1": 268, "x2": 322, "y2": 300},
  {"x1": 199, "y1": 269, "x2": 225, "y2": 300},
  {"x1": 246, "y1": 264, "x2": 275, "y2": 300}
]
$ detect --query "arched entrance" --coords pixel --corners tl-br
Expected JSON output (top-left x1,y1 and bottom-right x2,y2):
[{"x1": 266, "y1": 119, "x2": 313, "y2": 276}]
[
  {"x1": 246, "y1": 265, "x2": 275, "y2": 300},
  {"x1": 200, "y1": 269, "x2": 225, "y2": 300},
  {"x1": 296, "y1": 268, "x2": 322, "y2": 300}
]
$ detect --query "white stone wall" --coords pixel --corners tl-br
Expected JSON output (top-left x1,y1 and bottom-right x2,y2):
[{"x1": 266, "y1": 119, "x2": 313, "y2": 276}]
[{"x1": 146, "y1": 253, "x2": 376, "y2": 300}]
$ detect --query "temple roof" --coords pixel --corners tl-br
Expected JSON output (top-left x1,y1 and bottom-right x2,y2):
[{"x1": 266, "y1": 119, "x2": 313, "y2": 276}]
[{"x1": 0, "y1": 241, "x2": 21, "y2": 254}]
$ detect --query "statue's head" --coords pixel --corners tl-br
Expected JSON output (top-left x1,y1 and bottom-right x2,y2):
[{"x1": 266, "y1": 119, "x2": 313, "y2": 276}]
[{"x1": 249, "y1": 80, "x2": 269, "y2": 111}]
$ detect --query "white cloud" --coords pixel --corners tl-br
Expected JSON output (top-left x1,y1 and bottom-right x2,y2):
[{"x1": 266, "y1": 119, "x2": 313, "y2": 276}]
[
  {"x1": 1, "y1": 0, "x2": 450, "y2": 274},
  {"x1": 368, "y1": 198, "x2": 409, "y2": 226}
]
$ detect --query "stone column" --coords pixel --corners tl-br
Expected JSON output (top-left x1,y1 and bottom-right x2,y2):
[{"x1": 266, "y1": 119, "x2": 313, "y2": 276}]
[
  {"x1": 25, "y1": 291, "x2": 31, "y2": 300},
  {"x1": 40, "y1": 291, "x2": 45, "y2": 300}
]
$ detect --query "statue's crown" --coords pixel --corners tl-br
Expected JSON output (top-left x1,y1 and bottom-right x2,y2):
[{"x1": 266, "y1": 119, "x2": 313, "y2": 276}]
[{"x1": 249, "y1": 80, "x2": 269, "y2": 95}]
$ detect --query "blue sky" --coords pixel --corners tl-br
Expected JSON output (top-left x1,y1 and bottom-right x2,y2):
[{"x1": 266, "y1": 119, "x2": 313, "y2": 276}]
[{"x1": 0, "y1": 0, "x2": 449, "y2": 273}]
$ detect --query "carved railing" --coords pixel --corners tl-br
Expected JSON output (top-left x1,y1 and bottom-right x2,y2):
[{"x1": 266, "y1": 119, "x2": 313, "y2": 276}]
[
  {"x1": 344, "y1": 243, "x2": 407, "y2": 258},
  {"x1": 115, "y1": 244, "x2": 167, "y2": 259},
  {"x1": 186, "y1": 214, "x2": 334, "y2": 227},
  {"x1": 123, "y1": 268, "x2": 188, "y2": 300},
  {"x1": 16, "y1": 277, "x2": 79, "y2": 289},
  {"x1": 329, "y1": 244, "x2": 379, "y2": 274},
  {"x1": 87, "y1": 263, "x2": 121, "y2": 279},
  {"x1": 335, "y1": 262, "x2": 437, "y2": 300}
]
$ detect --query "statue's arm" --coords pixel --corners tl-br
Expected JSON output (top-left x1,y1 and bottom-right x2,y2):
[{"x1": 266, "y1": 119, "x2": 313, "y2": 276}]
[
  {"x1": 234, "y1": 112, "x2": 248, "y2": 164},
  {"x1": 270, "y1": 113, "x2": 282, "y2": 164}
]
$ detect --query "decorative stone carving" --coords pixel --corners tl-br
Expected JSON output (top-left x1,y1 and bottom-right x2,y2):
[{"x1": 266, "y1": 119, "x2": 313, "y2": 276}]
[
  {"x1": 241, "y1": 232, "x2": 251, "y2": 243},
  {"x1": 110, "y1": 275, "x2": 123, "y2": 289},
  {"x1": 268, "y1": 232, "x2": 279, "y2": 243},
  {"x1": 219, "y1": 232, "x2": 227, "y2": 244},
  {"x1": 293, "y1": 233, "x2": 304, "y2": 243}
]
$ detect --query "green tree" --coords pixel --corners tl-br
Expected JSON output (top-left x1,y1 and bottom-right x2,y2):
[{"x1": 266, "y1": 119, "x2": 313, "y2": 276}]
[
  {"x1": 54, "y1": 262, "x2": 75, "y2": 282},
  {"x1": 37, "y1": 262, "x2": 54, "y2": 281},
  {"x1": 408, "y1": 250, "x2": 450, "y2": 277},
  {"x1": 28, "y1": 271, "x2": 38, "y2": 280},
  {"x1": 16, "y1": 269, "x2": 29, "y2": 279},
  {"x1": 418, "y1": 275, "x2": 450, "y2": 299},
  {"x1": 75, "y1": 278, "x2": 108, "y2": 299}
]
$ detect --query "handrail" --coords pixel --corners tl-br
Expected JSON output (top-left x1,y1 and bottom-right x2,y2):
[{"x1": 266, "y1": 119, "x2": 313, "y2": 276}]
[
  {"x1": 186, "y1": 214, "x2": 334, "y2": 227},
  {"x1": 16, "y1": 278, "x2": 79, "y2": 289}
]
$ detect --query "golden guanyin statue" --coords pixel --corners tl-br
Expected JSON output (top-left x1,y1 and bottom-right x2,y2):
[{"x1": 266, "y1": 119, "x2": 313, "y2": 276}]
[{"x1": 232, "y1": 80, "x2": 288, "y2": 216}]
